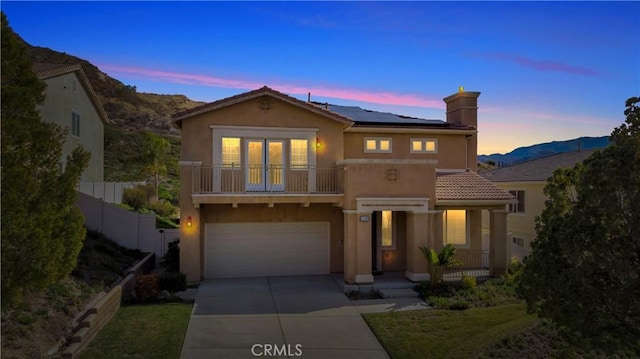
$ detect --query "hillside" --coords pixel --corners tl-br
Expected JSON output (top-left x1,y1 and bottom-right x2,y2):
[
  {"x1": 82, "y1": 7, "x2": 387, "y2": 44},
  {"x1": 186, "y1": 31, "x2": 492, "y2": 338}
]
[
  {"x1": 27, "y1": 45, "x2": 204, "y2": 136},
  {"x1": 478, "y1": 136, "x2": 609, "y2": 166}
]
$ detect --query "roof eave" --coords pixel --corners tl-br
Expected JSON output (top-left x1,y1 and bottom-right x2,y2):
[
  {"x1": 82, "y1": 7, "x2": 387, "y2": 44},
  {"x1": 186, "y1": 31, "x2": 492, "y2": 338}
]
[
  {"x1": 435, "y1": 199, "x2": 517, "y2": 206},
  {"x1": 35, "y1": 65, "x2": 109, "y2": 125}
]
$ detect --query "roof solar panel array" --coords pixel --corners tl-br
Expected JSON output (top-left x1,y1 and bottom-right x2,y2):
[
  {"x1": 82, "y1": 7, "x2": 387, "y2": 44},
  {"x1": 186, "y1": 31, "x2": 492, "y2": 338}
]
[{"x1": 327, "y1": 104, "x2": 445, "y2": 125}]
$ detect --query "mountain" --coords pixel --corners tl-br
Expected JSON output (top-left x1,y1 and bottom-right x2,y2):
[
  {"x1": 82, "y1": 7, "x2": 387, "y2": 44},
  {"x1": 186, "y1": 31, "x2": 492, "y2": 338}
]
[
  {"x1": 26, "y1": 44, "x2": 205, "y2": 136},
  {"x1": 478, "y1": 136, "x2": 610, "y2": 166}
]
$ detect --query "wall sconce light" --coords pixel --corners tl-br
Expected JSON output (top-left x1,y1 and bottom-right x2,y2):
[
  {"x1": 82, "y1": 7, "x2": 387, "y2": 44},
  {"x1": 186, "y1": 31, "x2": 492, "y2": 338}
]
[
  {"x1": 186, "y1": 216, "x2": 192, "y2": 228},
  {"x1": 316, "y1": 138, "x2": 321, "y2": 148}
]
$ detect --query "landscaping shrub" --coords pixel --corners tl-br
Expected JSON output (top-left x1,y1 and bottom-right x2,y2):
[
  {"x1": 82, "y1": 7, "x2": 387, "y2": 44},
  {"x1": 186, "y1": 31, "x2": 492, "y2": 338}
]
[
  {"x1": 122, "y1": 187, "x2": 147, "y2": 211},
  {"x1": 461, "y1": 275, "x2": 477, "y2": 290},
  {"x1": 149, "y1": 199, "x2": 177, "y2": 218},
  {"x1": 504, "y1": 257, "x2": 523, "y2": 286},
  {"x1": 160, "y1": 240, "x2": 180, "y2": 273},
  {"x1": 427, "y1": 296, "x2": 471, "y2": 310},
  {"x1": 159, "y1": 271, "x2": 186, "y2": 294},
  {"x1": 135, "y1": 275, "x2": 160, "y2": 302}
]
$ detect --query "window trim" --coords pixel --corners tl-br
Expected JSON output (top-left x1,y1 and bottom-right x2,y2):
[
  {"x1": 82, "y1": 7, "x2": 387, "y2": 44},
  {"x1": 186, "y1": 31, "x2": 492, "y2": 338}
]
[
  {"x1": 364, "y1": 137, "x2": 393, "y2": 153},
  {"x1": 410, "y1": 138, "x2": 438, "y2": 154}
]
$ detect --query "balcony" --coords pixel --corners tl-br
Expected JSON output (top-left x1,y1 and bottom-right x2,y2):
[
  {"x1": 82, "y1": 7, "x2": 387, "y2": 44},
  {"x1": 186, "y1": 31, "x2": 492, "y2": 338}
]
[{"x1": 189, "y1": 165, "x2": 344, "y2": 207}]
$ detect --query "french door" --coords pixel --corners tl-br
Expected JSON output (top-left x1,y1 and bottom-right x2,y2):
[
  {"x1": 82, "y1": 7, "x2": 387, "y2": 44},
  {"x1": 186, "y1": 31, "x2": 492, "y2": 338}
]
[{"x1": 246, "y1": 139, "x2": 284, "y2": 192}]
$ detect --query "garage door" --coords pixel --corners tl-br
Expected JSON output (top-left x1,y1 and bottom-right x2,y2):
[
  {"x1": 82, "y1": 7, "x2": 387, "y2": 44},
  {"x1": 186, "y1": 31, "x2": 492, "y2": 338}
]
[{"x1": 205, "y1": 222, "x2": 330, "y2": 278}]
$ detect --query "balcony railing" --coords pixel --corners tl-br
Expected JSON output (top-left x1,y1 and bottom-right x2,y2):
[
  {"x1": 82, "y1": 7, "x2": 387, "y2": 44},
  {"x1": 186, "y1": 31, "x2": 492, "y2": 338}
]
[
  {"x1": 442, "y1": 250, "x2": 491, "y2": 278},
  {"x1": 192, "y1": 165, "x2": 343, "y2": 194}
]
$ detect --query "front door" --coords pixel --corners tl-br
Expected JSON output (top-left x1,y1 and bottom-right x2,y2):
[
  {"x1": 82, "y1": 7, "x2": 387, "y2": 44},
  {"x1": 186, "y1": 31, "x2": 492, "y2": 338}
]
[{"x1": 246, "y1": 139, "x2": 284, "y2": 192}]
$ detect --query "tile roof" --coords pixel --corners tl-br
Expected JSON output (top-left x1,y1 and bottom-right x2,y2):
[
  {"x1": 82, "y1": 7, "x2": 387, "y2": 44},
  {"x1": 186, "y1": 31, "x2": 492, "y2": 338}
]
[
  {"x1": 32, "y1": 63, "x2": 109, "y2": 124},
  {"x1": 480, "y1": 150, "x2": 597, "y2": 182},
  {"x1": 173, "y1": 86, "x2": 354, "y2": 127},
  {"x1": 436, "y1": 169, "x2": 516, "y2": 203}
]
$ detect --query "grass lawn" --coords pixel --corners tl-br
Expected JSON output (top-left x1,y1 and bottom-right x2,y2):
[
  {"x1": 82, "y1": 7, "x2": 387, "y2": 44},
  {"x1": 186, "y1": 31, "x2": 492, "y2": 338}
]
[
  {"x1": 79, "y1": 303, "x2": 192, "y2": 359},
  {"x1": 363, "y1": 303, "x2": 538, "y2": 359}
]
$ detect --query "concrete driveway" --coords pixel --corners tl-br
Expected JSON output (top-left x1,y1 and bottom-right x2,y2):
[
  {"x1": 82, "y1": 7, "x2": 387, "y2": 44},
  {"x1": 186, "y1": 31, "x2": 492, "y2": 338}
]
[{"x1": 180, "y1": 275, "x2": 390, "y2": 359}]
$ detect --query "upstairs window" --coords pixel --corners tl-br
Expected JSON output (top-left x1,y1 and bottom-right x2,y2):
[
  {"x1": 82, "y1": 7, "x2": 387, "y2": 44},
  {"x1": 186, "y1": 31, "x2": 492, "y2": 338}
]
[
  {"x1": 509, "y1": 190, "x2": 526, "y2": 213},
  {"x1": 411, "y1": 138, "x2": 438, "y2": 153},
  {"x1": 222, "y1": 137, "x2": 240, "y2": 168},
  {"x1": 364, "y1": 137, "x2": 392, "y2": 153},
  {"x1": 71, "y1": 112, "x2": 80, "y2": 137},
  {"x1": 290, "y1": 139, "x2": 308, "y2": 169}
]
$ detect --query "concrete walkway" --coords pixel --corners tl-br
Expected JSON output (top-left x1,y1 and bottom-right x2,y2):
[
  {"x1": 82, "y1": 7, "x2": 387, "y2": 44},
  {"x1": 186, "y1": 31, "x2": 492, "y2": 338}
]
[{"x1": 180, "y1": 275, "x2": 426, "y2": 359}]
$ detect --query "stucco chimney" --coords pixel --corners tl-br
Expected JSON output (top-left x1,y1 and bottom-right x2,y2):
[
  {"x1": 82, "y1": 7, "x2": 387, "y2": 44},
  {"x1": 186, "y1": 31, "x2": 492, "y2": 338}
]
[
  {"x1": 443, "y1": 88, "x2": 481, "y2": 128},
  {"x1": 443, "y1": 88, "x2": 481, "y2": 171}
]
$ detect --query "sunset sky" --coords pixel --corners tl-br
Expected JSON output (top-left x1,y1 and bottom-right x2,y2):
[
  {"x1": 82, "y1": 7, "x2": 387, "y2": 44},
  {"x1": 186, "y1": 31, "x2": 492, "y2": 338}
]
[{"x1": 3, "y1": 1, "x2": 639, "y2": 154}]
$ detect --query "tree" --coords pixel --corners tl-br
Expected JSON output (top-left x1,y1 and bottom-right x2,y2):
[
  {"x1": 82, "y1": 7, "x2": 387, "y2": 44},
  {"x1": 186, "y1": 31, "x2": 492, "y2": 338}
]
[
  {"x1": 518, "y1": 97, "x2": 640, "y2": 353},
  {"x1": 143, "y1": 132, "x2": 170, "y2": 201},
  {"x1": 419, "y1": 244, "x2": 462, "y2": 289},
  {"x1": 1, "y1": 13, "x2": 90, "y2": 306}
]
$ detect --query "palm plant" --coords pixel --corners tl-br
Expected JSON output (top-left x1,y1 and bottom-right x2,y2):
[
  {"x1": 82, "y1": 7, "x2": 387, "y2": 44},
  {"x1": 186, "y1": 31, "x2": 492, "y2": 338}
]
[{"x1": 419, "y1": 244, "x2": 462, "y2": 288}]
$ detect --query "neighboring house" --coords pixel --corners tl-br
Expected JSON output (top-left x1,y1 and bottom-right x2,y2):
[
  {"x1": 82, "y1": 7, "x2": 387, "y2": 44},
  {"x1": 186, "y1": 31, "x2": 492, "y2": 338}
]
[
  {"x1": 34, "y1": 63, "x2": 107, "y2": 182},
  {"x1": 174, "y1": 86, "x2": 516, "y2": 284},
  {"x1": 480, "y1": 149, "x2": 597, "y2": 260}
]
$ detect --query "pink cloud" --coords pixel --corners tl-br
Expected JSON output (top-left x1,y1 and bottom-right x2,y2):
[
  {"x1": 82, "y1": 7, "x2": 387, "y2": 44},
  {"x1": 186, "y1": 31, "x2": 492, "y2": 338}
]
[
  {"x1": 98, "y1": 64, "x2": 444, "y2": 109},
  {"x1": 482, "y1": 52, "x2": 602, "y2": 77}
]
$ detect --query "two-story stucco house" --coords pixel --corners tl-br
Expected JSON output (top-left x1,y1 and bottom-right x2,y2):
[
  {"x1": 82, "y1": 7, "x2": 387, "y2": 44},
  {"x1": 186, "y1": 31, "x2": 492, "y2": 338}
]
[
  {"x1": 480, "y1": 149, "x2": 596, "y2": 260},
  {"x1": 34, "y1": 63, "x2": 106, "y2": 182},
  {"x1": 175, "y1": 86, "x2": 515, "y2": 284}
]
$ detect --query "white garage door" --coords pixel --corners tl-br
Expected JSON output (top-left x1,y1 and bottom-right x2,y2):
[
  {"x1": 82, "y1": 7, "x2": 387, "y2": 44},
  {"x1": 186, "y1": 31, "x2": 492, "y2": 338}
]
[{"x1": 205, "y1": 222, "x2": 330, "y2": 279}]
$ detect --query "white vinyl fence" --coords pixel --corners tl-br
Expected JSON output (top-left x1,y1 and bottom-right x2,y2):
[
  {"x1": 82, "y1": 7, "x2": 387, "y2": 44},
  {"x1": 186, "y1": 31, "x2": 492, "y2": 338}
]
[
  {"x1": 76, "y1": 192, "x2": 179, "y2": 263},
  {"x1": 77, "y1": 181, "x2": 145, "y2": 204}
]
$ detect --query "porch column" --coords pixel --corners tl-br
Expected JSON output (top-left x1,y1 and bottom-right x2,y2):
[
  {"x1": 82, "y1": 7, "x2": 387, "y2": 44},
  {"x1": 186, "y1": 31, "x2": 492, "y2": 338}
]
[
  {"x1": 405, "y1": 212, "x2": 430, "y2": 282},
  {"x1": 489, "y1": 209, "x2": 509, "y2": 276},
  {"x1": 343, "y1": 210, "x2": 373, "y2": 284},
  {"x1": 343, "y1": 210, "x2": 358, "y2": 284},
  {"x1": 354, "y1": 211, "x2": 374, "y2": 284},
  {"x1": 431, "y1": 210, "x2": 444, "y2": 251},
  {"x1": 179, "y1": 162, "x2": 202, "y2": 282}
]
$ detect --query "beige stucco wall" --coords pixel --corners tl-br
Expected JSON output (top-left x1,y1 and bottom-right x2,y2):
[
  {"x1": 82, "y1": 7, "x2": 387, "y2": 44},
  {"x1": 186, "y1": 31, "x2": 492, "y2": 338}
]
[
  {"x1": 38, "y1": 72, "x2": 104, "y2": 181},
  {"x1": 481, "y1": 181, "x2": 546, "y2": 255},
  {"x1": 180, "y1": 96, "x2": 344, "y2": 167},
  {"x1": 343, "y1": 132, "x2": 470, "y2": 169}
]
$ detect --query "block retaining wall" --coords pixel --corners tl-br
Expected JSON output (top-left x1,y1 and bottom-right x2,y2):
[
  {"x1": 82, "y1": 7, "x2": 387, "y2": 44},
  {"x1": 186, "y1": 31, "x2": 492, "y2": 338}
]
[{"x1": 53, "y1": 253, "x2": 156, "y2": 359}]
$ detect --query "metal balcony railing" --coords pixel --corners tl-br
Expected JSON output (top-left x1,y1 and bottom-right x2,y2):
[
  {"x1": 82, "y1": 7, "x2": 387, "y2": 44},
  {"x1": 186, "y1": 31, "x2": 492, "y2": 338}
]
[{"x1": 192, "y1": 165, "x2": 343, "y2": 194}]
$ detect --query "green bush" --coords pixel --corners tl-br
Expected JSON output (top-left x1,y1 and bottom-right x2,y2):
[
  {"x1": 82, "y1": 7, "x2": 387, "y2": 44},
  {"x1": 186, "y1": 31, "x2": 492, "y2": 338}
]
[
  {"x1": 149, "y1": 199, "x2": 177, "y2": 218},
  {"x1": 160, "y1": 240, "x2": 180, "y2": 272},
  {"x1": 135, "y1": 275, "x2": 160, "y2": 302},
  {"x1": 449, "y1": 299, "x2": 471, "y2": 310},
  {"x1": 122, "y1": 187, "x2": 147, "y2": 211},
  {"x1": 504, "y1": 257, "x2": 524, "y2": 285},
  {"x1": 159, "y1": 271, "x2": 186, "y2": 294},
  {"x1": 427, "y1": 296, "x2": 471, "y2": 310},
  {"x1": 461, "y1": 275, "x2": 477, "y2": 290}
]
